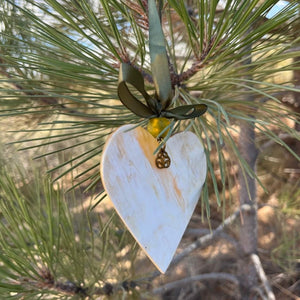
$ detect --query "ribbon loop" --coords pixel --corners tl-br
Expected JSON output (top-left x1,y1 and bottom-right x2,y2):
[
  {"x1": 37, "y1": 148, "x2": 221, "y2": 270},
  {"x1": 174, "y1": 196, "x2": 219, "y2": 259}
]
[
  {"x1": 163, "y1": 104, "x2": 208, "y2": 120},
  {"x1": 118, "y1": 63, "x2": 155, "y2": 118}
]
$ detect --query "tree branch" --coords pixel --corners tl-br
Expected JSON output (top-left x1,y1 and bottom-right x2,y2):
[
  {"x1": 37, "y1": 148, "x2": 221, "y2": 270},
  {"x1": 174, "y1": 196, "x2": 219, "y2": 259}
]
[
  {"x1": 18, "y1": 269, "x2": 141, "y2": 297},
  {"x1": 0, "y1": 57, "x2": 64, "y2": 108},
  {"x1": 259, "y1": 133, "x2": 297, "y2": 152},
  {"x1": 124, "y1": 0, "x2": 149, "y2": 30},
  {"x1": 250, "y1": 253, "x2": 275, "y2": 300},
  {"x1": 272, "y1": 280, "x2": 300, "y2": 300},
  {"x1": 152, "y1": 273, "x2": 239, "y2": 295},
  {"x1": 0, "y1": 57, "x2": 97, "y2": 118},
  {"x1": 185, "y1": 228, "x2": 239, "y2": 249}
]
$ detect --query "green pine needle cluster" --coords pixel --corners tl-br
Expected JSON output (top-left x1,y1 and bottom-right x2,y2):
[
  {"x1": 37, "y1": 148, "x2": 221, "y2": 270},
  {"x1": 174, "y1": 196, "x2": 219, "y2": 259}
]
[{"x1": 0, "y1": 161, "x2": 140, "y2": 299}]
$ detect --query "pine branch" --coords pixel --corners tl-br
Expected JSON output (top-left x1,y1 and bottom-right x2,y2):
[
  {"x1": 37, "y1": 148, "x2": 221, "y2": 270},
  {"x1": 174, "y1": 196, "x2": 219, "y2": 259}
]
[
  {"x1": 0, "y1": 56, "x2": 103, "y2": 118},
  {"x1": 259, "y1": 133, "x2": 298, "y2": 152},
  {"x1": 124, "y1": 0, "x2": 149, "y2": 30},
  {"x1": 14, "y1": 269, "x2": 140, "y2": 297},
  {"x1": 185, "y1": 228, "x2": 239, "y2": 249},
  {"x1": 0, "y1": 57, "x2": 63, "y2": 108},
  {"x1": 272, "y1": 278, "x2": 300, "y2": 300},
  {"x1": 152, "y1": 273, "x2": 239, "y2": 295},
  {"x1": 174, "y1": 36, "x2": 224, "y2": 85}
]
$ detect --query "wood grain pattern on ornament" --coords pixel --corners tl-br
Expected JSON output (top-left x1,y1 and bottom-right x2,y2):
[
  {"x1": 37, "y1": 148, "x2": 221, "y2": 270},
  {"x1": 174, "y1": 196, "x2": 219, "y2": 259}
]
[{"x1": 101, "y1": 125, "x2": 207, "y2": 273}]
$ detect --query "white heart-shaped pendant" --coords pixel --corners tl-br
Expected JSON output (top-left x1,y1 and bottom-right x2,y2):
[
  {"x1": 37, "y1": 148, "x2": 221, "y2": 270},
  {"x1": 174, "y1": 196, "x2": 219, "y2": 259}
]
[{"x1": 100, "y1": 125, "x2": 207, "y2": 273}]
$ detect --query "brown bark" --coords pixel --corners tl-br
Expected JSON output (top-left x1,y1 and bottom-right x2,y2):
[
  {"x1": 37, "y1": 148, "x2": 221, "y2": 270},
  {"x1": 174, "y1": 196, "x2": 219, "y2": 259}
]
[
  {"x1": 293, "y1": 57, "x2": 300, "y2": 131},
  {"x1": 237, "y1": 120, "x2": 259, "y2": 298}
]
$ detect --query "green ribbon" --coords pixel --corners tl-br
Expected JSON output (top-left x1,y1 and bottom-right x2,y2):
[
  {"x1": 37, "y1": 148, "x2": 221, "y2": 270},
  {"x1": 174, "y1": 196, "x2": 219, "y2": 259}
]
[
  {"x1": 117, "y1": 0, "x2": 207, "y2": 121},
  {"x1": 118, "y1": 63, "x2": 207, "y2": 120},
  {"x1": 148, "y1": 0, "x2": 172, "y2": 109}
]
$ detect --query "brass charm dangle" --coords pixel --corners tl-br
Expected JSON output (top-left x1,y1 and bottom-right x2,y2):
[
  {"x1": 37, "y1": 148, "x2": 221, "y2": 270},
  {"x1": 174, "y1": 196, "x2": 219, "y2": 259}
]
[
  {"x1": 156, "y1": 141, "x2": 171, "y2": 169},
  {"x1": 147, "y1": 118, "x2": 172, "y2": 169}
]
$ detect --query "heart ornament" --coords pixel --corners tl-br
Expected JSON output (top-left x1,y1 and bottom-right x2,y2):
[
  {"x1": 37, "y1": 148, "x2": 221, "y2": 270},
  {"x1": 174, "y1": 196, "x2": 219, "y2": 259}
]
[{"x1": 100, "y1": 125, "x2": 207, "y2": 273}]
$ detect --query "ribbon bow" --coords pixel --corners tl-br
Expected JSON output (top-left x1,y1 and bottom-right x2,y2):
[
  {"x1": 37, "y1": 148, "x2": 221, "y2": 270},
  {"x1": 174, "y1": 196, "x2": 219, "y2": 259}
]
[{"x1": 118, "y1": 63, "x2": 207, "y2": 120}]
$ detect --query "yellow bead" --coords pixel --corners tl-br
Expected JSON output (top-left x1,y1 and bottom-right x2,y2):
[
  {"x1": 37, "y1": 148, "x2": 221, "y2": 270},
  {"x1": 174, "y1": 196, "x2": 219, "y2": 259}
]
[{"x1": 147, "y1": 117, "x2": 171, "y2": 138}]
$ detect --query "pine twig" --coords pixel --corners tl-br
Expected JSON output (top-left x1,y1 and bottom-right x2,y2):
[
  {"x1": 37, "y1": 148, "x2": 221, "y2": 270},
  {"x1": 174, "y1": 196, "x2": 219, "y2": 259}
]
[
  {"x1": 152, "y1": 273, "x2": 239, "y2": 295},
  {"x1": 124, "y1": 0, "x2": 149, "y2": 30},
  {"x1": 185, "y1": 228, "x2": 239, "y2": 249},
  {"x1": 176, "y1": 59, "x2": 205, "y2": 84},
  {"x1": 0, "y1": 57, "x2": 97, "y2": 118},
  {"x1": 271, "y1": 281, "x2": 300, "y2": 300},
  {"x1": 23, "y1": 268, "x2": 141, "y2": 297},
  {"x1": 259, "y1": 133, "x2": 298, "y2": 152},
  {"x1": 0, "y1": 57, "x2": 63, "y2": 108},
  {"x1": 251, "y1": 254, "x2": 276, "y2": 300},
  {"x1": 175, "y1": 36, "x2": 224, "y2": 85}
]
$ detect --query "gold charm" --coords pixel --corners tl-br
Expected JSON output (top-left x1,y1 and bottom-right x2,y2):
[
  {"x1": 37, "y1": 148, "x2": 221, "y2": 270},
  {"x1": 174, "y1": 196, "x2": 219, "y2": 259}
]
[{"x1": 156, "y1": 143, "x2": 171, "y2": 169}]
